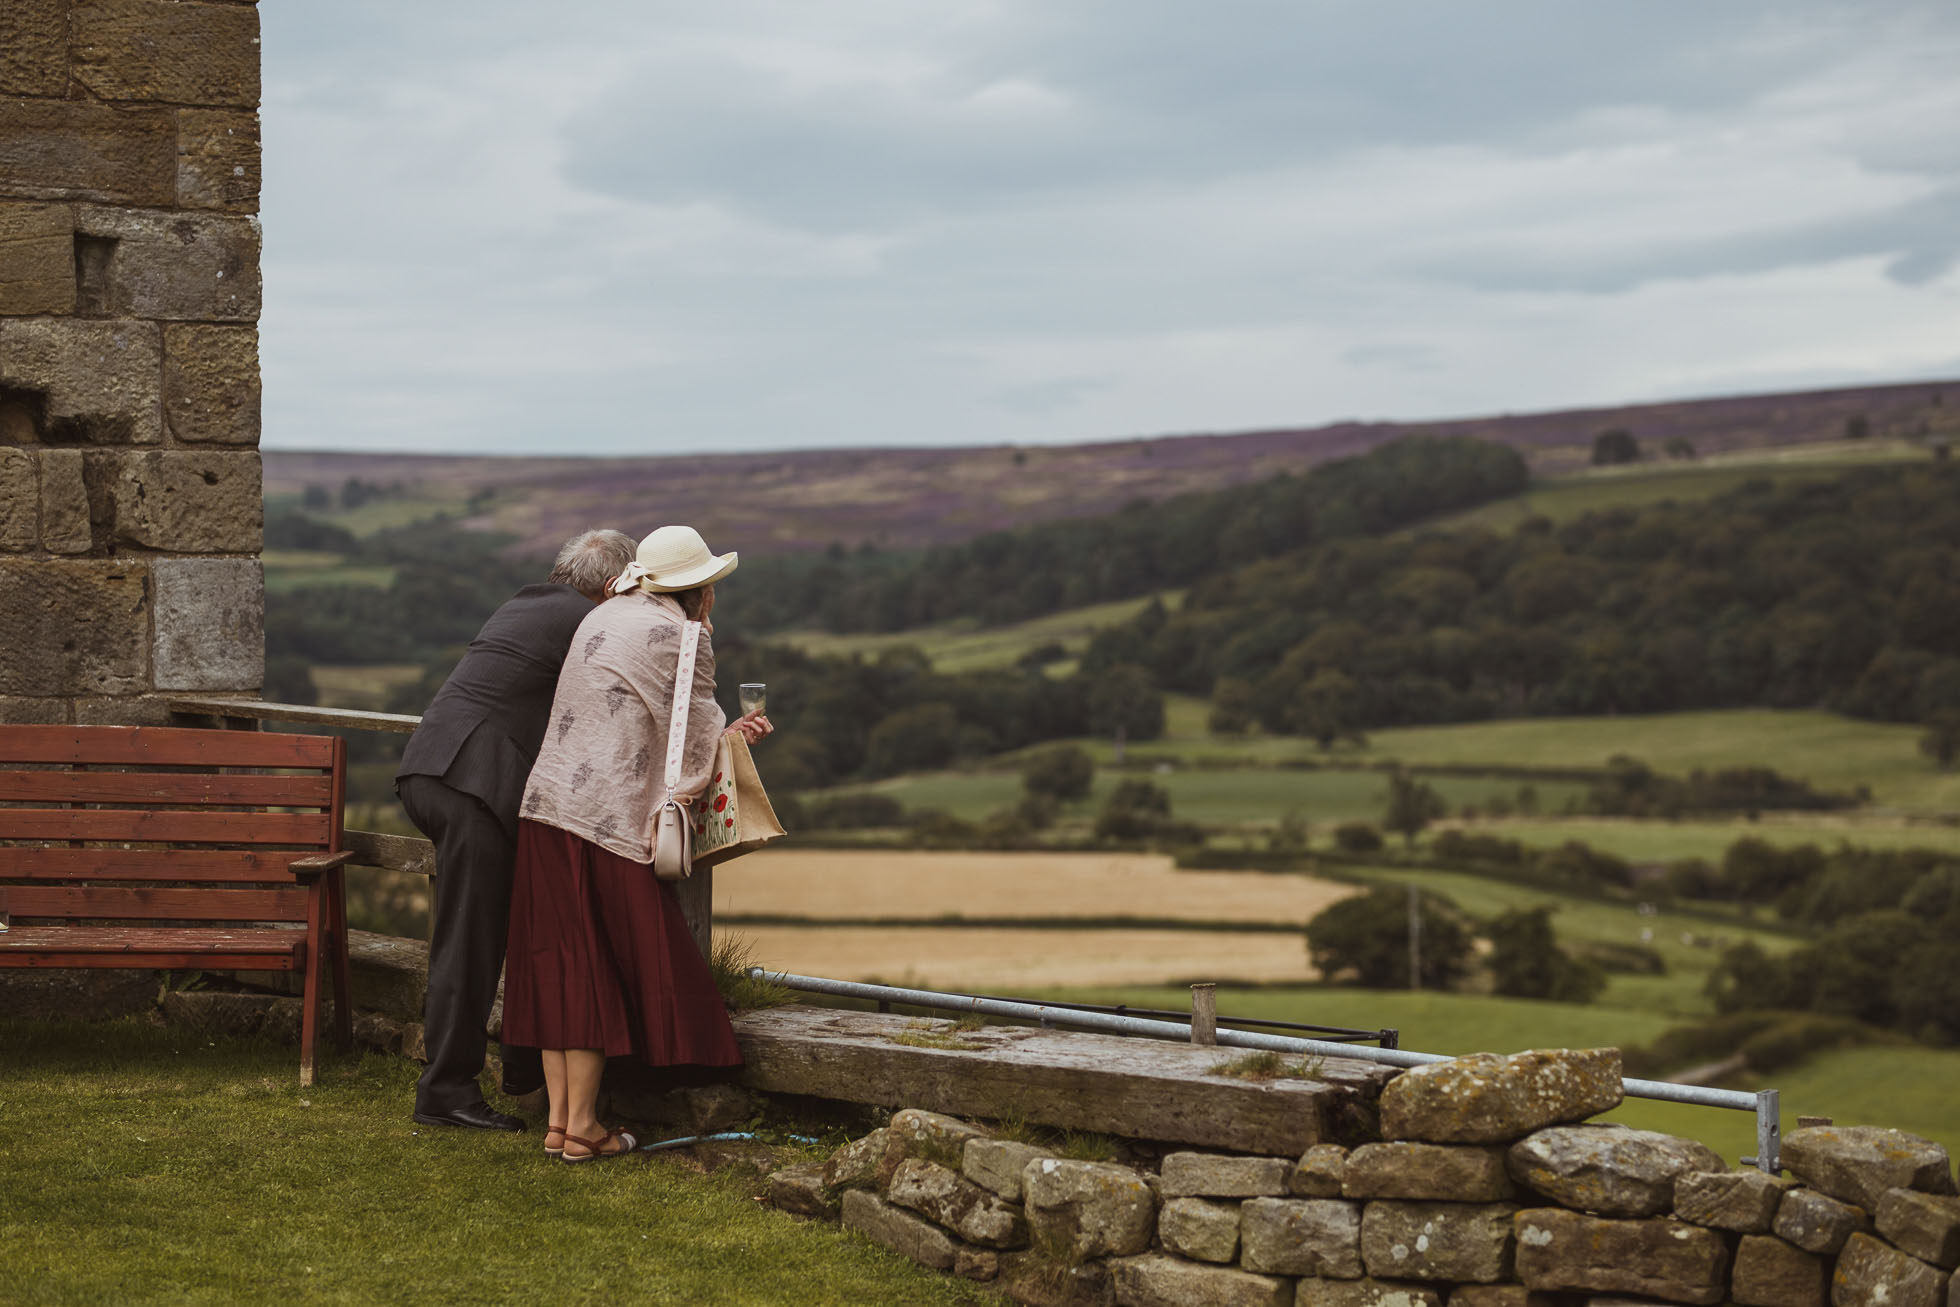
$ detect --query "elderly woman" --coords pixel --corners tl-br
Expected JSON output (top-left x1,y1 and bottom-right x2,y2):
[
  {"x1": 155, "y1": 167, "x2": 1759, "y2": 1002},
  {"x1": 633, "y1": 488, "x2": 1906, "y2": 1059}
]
[{"x1": 502, "y1": 525, "x2": 772, "y2": 1162}]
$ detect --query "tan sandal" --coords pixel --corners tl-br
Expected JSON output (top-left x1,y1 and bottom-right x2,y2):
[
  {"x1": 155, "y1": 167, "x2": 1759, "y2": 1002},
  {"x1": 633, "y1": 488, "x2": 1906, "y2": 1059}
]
[
  {"x1": 560, "y1": 1127, "x2": 638, "y2": 1164},
  {"x1": 544, "y1": 1123, "x2": 567, "y2": 1157}
]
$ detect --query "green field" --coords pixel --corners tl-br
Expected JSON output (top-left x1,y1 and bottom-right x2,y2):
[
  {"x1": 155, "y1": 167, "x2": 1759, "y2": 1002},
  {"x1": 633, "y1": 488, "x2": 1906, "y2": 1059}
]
[
  {"x1": 310, "y1": 663, "x2": 426, "y2": 711},
  {"x1": 777, "y1": 592, "x2": 1181, "y2": 675},
  {"x1": 1417, "y1": 440, "x2": 1930, "y2": 536},
  {"x1": 1459, "y1": 815, "x2": 1960, "y2": 862},
  {"x1": 263, "y1": 549, "x2": 398, "y2": 594},
  {"x1": 821, "y1": 765, "x2": 1588, "y2": 831}
]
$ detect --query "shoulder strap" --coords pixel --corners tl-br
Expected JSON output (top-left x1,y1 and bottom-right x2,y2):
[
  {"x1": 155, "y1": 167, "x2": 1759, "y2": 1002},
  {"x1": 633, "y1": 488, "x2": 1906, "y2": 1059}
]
[{"x1": 662, "y1": 620, "x2": 704, "y2": 793}]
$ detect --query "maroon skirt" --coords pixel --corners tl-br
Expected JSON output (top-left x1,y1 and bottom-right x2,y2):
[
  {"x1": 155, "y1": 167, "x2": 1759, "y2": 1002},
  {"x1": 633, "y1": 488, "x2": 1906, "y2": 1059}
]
[{"x1": 502, "y1": 820, "x2": 741, "y2": 1068}]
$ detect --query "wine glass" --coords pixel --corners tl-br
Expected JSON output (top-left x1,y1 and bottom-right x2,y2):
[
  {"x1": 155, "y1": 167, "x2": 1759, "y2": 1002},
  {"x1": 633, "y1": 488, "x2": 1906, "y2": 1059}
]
[{"x1": 739, "y1": 683, "x2": 767, "y2": 717}]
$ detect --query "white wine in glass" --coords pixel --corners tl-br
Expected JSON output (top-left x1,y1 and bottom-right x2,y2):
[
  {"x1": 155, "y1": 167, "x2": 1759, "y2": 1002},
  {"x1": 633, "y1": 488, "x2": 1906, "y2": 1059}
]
[{"x1": 739, "y1": 683, "x2": 767, "y2": 717}]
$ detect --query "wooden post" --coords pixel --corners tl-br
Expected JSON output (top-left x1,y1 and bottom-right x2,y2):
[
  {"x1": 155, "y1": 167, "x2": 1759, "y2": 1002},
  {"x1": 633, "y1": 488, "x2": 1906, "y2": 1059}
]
[
  {"x1": 1189, "y1": 982, "x2": 1217, "y2": 1046},
  {"x1": 676, "y1": 864, "x2": 714, "y2": 962}
]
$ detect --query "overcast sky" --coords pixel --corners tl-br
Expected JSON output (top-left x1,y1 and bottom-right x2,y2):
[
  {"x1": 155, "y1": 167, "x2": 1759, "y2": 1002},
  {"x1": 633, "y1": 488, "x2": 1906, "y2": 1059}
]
[{"x1": 260, "y1": 1, "x2": 1960, "y2": 456}]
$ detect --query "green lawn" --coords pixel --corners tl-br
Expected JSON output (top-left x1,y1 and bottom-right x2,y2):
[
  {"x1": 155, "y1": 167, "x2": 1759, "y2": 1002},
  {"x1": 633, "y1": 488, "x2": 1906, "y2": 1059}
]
[
  {"x1": 777, "y1": 592, "x2": 1182, "y2": 675},
  {"x1": 263, "y1": 549, "x2": 399, "y2": 594},
  {"x1": 0, "y1": 1021, "x2": 987, "y2": 1307}
]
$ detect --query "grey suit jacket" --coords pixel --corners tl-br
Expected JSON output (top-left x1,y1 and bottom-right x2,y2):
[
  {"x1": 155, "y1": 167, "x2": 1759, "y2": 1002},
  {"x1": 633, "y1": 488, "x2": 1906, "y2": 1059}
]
[{"x1": 397, "y1": 583, "x2": 594, "y2": 840}]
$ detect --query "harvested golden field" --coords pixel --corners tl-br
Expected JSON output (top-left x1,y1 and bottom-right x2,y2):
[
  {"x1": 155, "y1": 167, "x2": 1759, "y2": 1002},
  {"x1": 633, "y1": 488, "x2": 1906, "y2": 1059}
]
[
  {"x1": 721, "y1": 925, "x2": 1321, "y2": 990},
  {"x1": 713, "y1": 849, "x2": 1358, "y2": 924}
]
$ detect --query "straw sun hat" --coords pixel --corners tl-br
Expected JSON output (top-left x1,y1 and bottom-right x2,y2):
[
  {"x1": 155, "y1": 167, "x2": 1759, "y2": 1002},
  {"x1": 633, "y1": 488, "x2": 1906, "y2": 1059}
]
[{"x1": 609, "y1": 525, "x2": 739, "y2": 596}]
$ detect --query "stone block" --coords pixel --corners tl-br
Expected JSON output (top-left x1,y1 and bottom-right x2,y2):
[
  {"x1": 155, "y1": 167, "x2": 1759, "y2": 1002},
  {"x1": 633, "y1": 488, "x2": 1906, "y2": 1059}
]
[
  {"x1": 162, "y1": 324, "x2": 258, "y2": 446},
  {"x1": 74, "y1": 208, "x2": 260, "y2": 322},
  {"x1": 70, "y1": 692, "x2": 181, "y2": 725},
  {"x1": 953, "y1": 1246, "x2": 997, "y2": 1281},
  {"x1": 0, "y1": 202, "x2": 74, "y2": 315},
  {"x1": 0, "y1": 694, "x2": 70, "y2": 723},
  {"x1": 1507, "y1": 1125, "x2": 1724, "y2": 1218},
  {"x1": 840, "y1": 1188, "x2": 958, "y2": 1272},
  {"x1": 1672, "y1": 1166, "x2": 1787, "y2": 1232},
  {"x1": 1380, "y1": 1049, "x2": 1623, "y2": 1144},
  {"x1": 886, "y1": 1158, "x2": 1028, "y2": 1249},
  {"x1": 1158, "y1": 1197, "x2": 1240, "y2": 1264},
  {"x1": 150, "y1": 556, "x2": 261, "y2": 692},
  {"x1": 888, "y1": 1108, "x2": 992, "y2": 1173},
  {"x1": 1292, "y1": 1143, "x2": 1348, "y2": 1197},
  {"x1": 1162, "y1": 1152, "x2": 1293, "y2": 1198},
  {"x1": 0, "y1": 558, "x2": 148, "y2": 695},
  {"x1": 1359, "y1": 1200, "x2": 1514, "y2": 1283},
  {"x1": 70, "y1": 0, "x2": 261, "y2": 108},
  {"x1": 1239, "y1": 1197, "x2": 1362, "y2": 1278},
  {"x1": 998, "y1": 1251, "x2": 1115, "y2": 1307},
  {"x1": 1834, "y1": 1232, "x2": 1950, "y2": 1307},
  {"x1": 1344, "y1": 1143, "x2": 1514, "y2": 1202},
  {"x1": 1512, "y1": 1208, "x2": 1730, "y2": 1305},
  {"x1": 1773, "y1": 1186, "x2": 1868, "y2": 1253},
  {"x1": 1109, "y1": 1254, "x2": 1292, "y2": 1307},
  {"x1": 1881, "y1": 1188, "x2": 1960, "y2": 1268},
  {"x1": 0, "y1": 0, "x2": 69, "y2": 96},
  {"x1": 176, "y1": 108, "x2": 260, "y2": 213},
  {"x1": 767, "y1": 1161, "x2": 840, "y2": 1218},
  {"x1": 0, "y1": 448, "x2": 35, "y2": 551},
  {"x1": 1730, "y1": 1233, "x2": 1825, "y2": 1307},
  {"x1": 964, "y1": 1137, "x2": 1054, "y2": 1201},
  {"x1": 1024, "y1": 1158, "x2": 1156, "y2": 1261},
  {"x1": 0, "y1": 318, "x2": 163, "y2": 445},
  {"x1": 1781, "y1": 1125, "x2": 1955, "y2": 1213},
  {"x1": 159, "y1": 990, "x2": 301, "y2": 1040},
  {"x1": 109, "y1": 450, "x2": 262, "y2": 552},
  {"x1": 1445, "y1": 1288, "x2": 1557, "y2": 1307},
  {"x1": 39, "y1": 450, "x2": 91, "y2": 554},
  {"x1": 0, "y1": 967, "x2": 154, "y2": 1020},
  {"x1": 0, "y1": 100, "x2": 176, "y2": 206},
  {"x1": 1293, "y1": 1281, "x2": 1442, "y2": 1307},
  {"x1": 822, "y1": 1127, "x2": 893, "y2": 1195}
]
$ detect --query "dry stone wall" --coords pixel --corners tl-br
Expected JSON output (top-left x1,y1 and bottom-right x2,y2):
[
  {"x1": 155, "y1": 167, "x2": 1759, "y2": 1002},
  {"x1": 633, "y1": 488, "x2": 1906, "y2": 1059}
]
[
  {"x1": 0, "y1": 0, "x2": 263, "y2": 725},
  {"x1": 766, "y1": 1051, "x2": 1960, "y2": 1307}
]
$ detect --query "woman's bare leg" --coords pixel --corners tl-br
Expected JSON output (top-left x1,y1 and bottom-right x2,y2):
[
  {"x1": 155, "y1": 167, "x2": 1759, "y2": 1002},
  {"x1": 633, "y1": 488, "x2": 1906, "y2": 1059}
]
[
  {"x1": 541, "y1": 1049, "x2": 568, "y2": 1149},
  {"x1": 561, "y1": 1048, "x2": 614, "y2": 1157}
]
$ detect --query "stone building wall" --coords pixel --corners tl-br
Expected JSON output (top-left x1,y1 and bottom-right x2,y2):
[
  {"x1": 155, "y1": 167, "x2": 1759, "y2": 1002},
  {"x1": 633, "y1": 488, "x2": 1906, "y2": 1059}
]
[{"x1": 1, "y1": 0, "x2": 263, "y2": 725}]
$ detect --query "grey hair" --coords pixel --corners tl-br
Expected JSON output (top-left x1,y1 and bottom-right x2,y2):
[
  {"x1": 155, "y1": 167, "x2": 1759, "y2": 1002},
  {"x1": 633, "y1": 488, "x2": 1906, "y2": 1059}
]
[{"x1": 548, "y1": 529, "x2": 637, "y2": 595}]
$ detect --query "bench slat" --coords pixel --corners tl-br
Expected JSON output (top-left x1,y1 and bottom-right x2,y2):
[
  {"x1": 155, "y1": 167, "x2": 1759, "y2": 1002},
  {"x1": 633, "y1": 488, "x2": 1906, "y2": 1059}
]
[
  {"x1": 0, "y1": 809, "x2": 331, "y2": 845},
  {"x1": 0, "y1": 925, "x2": 306, "y2": 956},
  {"x1": 0, "y1": 849, "x2": 311, "y2": 881},
  {"x1": 1, "y1": 886, "x2": 310, "y2": 922},
  {"x1": 0, "y1": 725, "x2": 337, "y2": 770},
  {"x1": 0, "y1": 770, "x2": 333, "y2": 807}
]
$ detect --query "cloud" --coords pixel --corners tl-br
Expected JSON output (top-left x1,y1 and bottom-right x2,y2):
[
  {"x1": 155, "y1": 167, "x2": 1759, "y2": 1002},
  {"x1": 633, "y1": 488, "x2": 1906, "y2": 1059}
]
[{"x1": 256, "y1": 0, "x2": 1960, "y2": 456}]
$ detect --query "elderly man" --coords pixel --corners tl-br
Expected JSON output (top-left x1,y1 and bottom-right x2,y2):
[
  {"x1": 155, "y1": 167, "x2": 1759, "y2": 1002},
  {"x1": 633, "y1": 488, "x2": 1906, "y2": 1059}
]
[{"x1": 397, "y1": 528, "x2": 637, "y2": 1131}]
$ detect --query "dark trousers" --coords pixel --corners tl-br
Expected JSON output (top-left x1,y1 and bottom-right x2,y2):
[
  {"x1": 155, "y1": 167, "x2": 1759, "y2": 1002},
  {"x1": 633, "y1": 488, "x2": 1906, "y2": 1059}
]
[{"x1": 398, "y1": 774, "x2": 543, "y2": 1113}]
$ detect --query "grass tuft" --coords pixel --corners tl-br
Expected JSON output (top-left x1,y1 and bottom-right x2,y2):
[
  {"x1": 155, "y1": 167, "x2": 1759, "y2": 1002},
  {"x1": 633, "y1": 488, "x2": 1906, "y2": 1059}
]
[
  {"x1": 709, "y1": 933, "x2": 794, "y2": 1012},
  {"x1": 1206, "y1": 1050, "x2": 1325, "y2": 1081}
]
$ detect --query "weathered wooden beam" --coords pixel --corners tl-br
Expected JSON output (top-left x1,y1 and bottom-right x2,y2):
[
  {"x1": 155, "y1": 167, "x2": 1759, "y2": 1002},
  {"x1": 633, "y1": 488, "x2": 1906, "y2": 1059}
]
[
  {"x1": 167, "y1": 697, "x2": 421, "y2": 735},
  {"x1": 344, "y1": 829, "x2": 435, "y2": 878},
  {"x1": 731, "y1": 1006, "x2": 1395, "y2": 1153}
]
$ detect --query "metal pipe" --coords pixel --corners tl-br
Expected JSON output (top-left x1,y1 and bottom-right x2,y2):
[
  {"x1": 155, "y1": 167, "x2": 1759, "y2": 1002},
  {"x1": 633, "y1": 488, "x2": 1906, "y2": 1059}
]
[{"x1": 752, "y1": 969, "x2": 1780, "y2": 1172}]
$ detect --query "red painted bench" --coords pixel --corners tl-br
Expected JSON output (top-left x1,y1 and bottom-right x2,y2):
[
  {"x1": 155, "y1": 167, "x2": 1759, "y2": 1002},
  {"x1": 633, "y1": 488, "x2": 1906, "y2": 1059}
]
[{"x1": 0, "y1": 725, "x2": 353, "y2": 1084}]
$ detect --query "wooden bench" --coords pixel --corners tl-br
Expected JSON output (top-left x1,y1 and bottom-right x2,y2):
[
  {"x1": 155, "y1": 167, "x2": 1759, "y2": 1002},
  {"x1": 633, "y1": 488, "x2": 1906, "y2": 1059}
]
[{"x1": 0, "y1": 725, "x2": 354, "y2": 1085}]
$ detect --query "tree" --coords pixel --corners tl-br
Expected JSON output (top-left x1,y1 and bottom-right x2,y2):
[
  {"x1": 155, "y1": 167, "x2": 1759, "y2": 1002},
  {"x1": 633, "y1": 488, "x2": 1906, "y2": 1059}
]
[
  {"x1": 1591, "y1": 428, "x2": 1639, "y2": 465},
  {"x1": 1023, "y1": 744, "x2": 1095, "y2": 801},
  {"x1": 301, "y1": 484, "x2": 331, "y2": 510},
  {"x1": 1208, "y1": 677, "x2": 1258, "y2": 735},
  {"x1": 1087, "y1": 663, "x2": 1165, "y2": 743},
  {"x1": 1663, "y1": 437, "x2": 1697, "y2": 460},
  {"x1": 1291, "y1": 668, "x2": 1367, "y2": 749},
  {"x1": 1920, "y1": 710, "x2": 1960, "y2": 769},
  {"x1": 1844, "y1": 414, "x2": 1871, "y2": 440},
  {"x1": 862, "y1": 703, "x2": 961, "y2": 776},
  {"x1": 1095, "y1": 779, "x2": 1180, "y2": 840},
  {"x1": 1486, "y1": 907, "x2": 1605, "y2": 1002},
  {"x1": 1306, "y1": 887, "x2": 1472, "y2": 989},
  {"x1": 263, "y1": 655, "x2": 318, "y2": 706},
  {"x1": 1382, "y1": 771, "x2": 1446, "y2": 847}
]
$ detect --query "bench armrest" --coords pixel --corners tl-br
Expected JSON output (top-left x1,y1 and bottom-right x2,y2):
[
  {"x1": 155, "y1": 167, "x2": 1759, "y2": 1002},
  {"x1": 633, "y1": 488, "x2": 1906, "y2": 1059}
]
[{"x1": 288, "y1": 851, "x2": 354, "y2": 880}]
